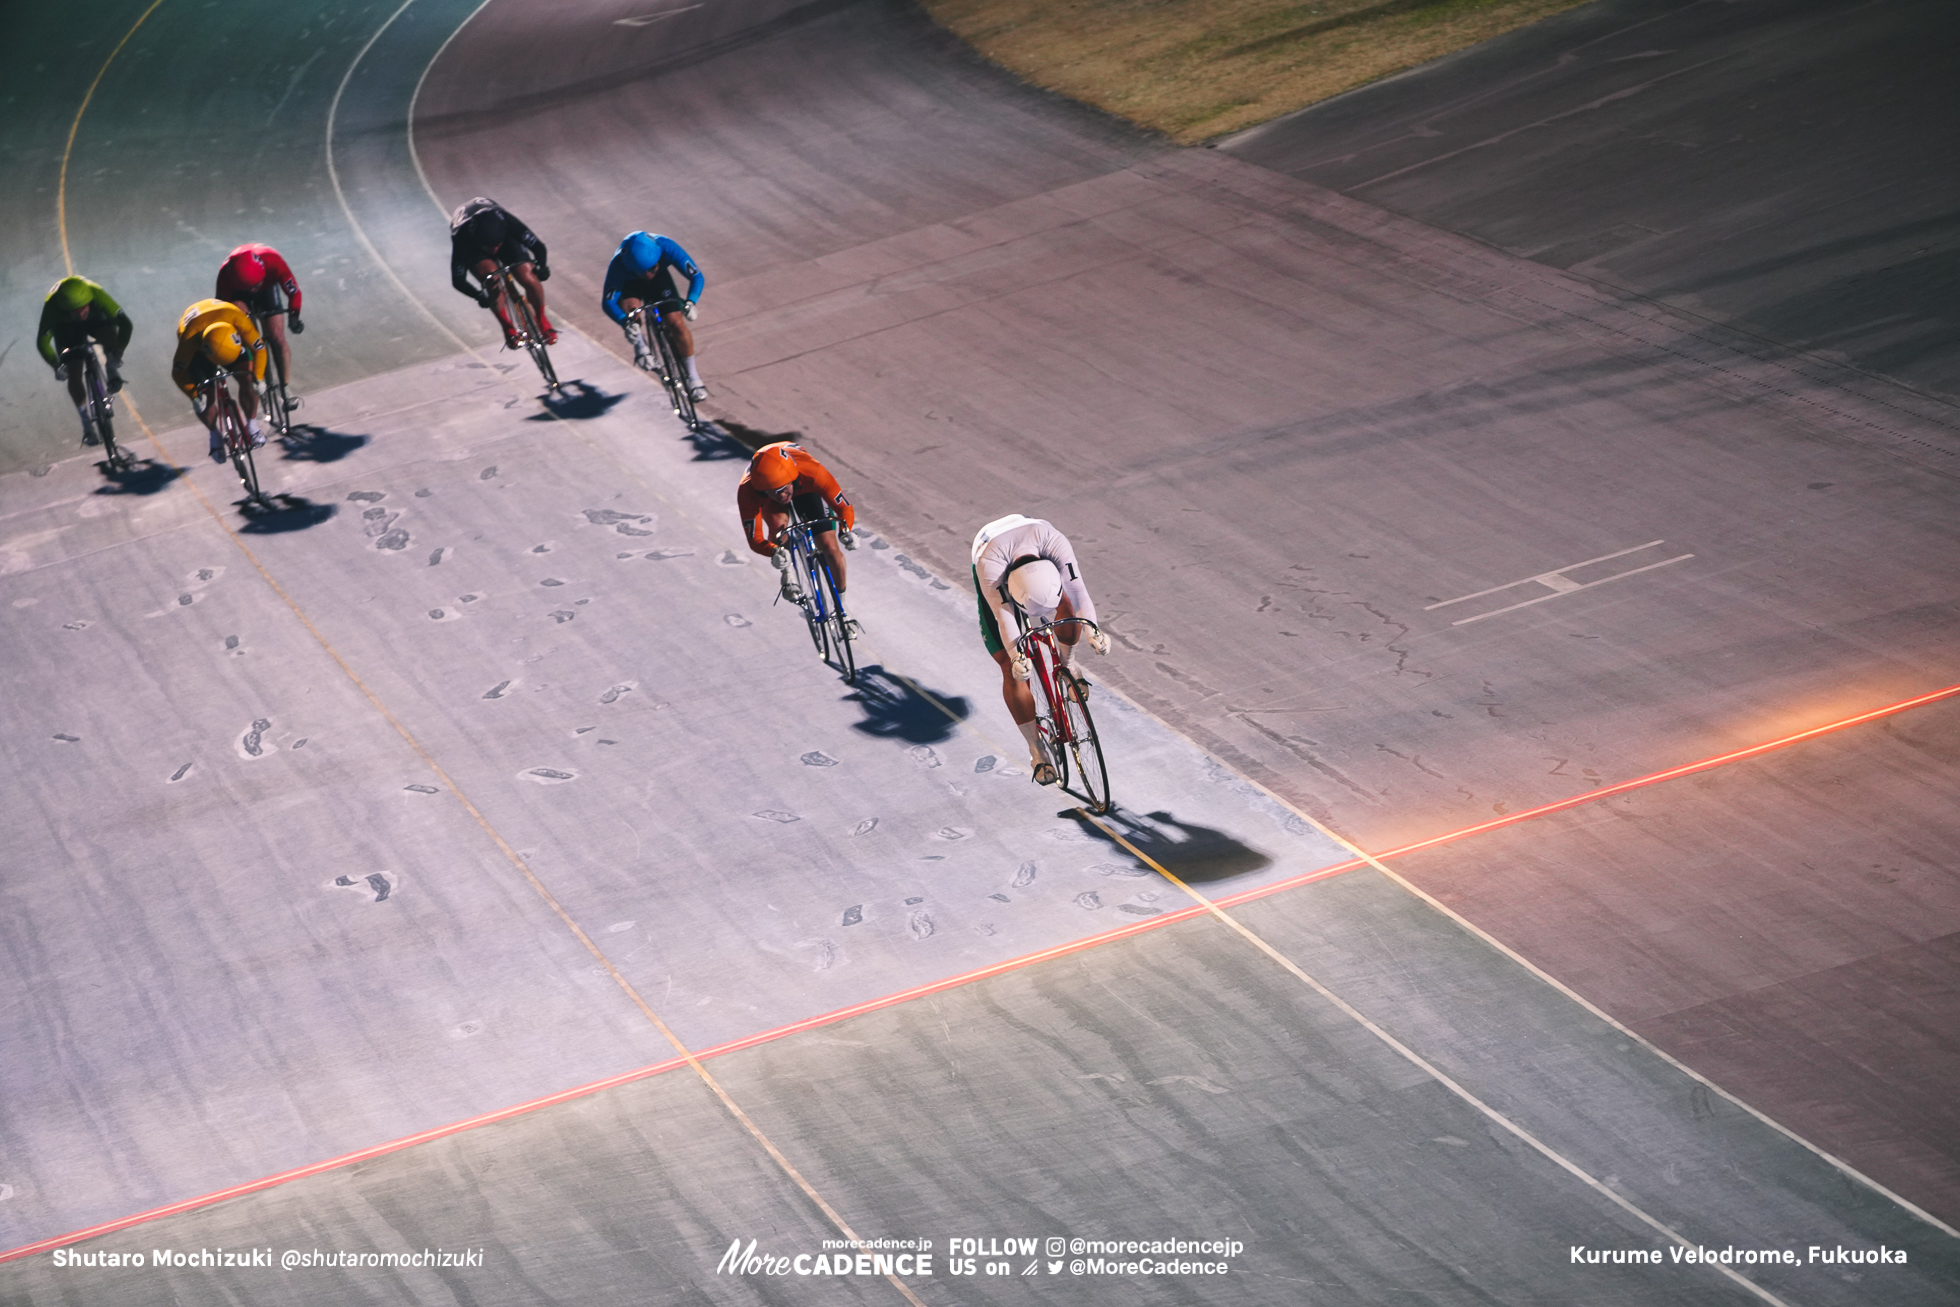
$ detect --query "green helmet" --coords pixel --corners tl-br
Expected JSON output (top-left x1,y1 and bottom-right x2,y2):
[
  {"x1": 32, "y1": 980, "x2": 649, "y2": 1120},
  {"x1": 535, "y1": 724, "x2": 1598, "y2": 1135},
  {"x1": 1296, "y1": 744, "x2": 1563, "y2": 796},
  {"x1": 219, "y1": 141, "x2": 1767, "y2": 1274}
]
[{"x1": 53, "y1": 277, "x2": 93, "y2": 310}]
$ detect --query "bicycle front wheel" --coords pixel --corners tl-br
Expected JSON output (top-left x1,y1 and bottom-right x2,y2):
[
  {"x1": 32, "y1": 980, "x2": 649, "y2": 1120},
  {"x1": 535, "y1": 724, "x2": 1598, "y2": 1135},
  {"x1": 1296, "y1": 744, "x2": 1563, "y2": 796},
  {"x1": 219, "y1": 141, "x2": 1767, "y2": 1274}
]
[
  {"x1": 508, "y1": 288, "x2": 558, "y2": 390},
  {"x1": 656, "y1": 322, "x2": 697, "y2": 428},
  {"x1": 221, "y1": 391, "x2": 264, "y2": 504},
  {"x1": 83, "y1": 353, "x2": 126, "y2": 469},
  {"x1": 1060, "y1": 671, "x2": 1111, "y2": 814},
  {"x1": 815, "y1": 556, "x2": 855, "y2": 684}
]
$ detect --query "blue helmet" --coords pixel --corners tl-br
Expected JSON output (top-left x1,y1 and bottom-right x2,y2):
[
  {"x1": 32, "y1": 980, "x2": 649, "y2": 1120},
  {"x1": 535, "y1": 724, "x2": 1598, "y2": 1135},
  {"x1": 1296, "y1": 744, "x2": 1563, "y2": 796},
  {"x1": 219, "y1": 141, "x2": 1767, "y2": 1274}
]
[{"x1": 621, "y1": 231, "x2": 664, "y2": 275}]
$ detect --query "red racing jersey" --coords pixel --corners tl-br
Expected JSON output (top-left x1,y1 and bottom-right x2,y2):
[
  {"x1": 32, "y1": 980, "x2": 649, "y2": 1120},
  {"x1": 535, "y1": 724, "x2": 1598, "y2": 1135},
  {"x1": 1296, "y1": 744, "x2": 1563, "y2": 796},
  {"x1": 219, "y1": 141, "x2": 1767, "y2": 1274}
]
[{"x1": 215, "y1": 244, "x2": 302, "y2": 316}]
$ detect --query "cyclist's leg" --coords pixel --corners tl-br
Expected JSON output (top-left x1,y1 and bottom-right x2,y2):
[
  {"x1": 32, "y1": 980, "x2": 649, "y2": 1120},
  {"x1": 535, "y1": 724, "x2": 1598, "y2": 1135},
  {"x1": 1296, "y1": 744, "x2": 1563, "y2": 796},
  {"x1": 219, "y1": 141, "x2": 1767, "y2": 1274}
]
[
  {"x1": 666, "y1": 307, "x2": 706, "y2": 396},
  {"x1": 60, "y1": 346, "x2": 98, "y2": 444},
  {"x1": 263, "y1": 309, "x2": 291, "y2": 391},
  {"x1": 474, "y1": 258, "x2": 516, "y2": 343}
]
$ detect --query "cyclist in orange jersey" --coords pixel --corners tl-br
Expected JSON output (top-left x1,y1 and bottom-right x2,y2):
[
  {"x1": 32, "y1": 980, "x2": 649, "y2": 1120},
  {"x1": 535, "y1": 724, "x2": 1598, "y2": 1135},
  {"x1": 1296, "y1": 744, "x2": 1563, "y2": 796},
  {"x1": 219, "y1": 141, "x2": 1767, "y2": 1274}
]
[
  {"x1": 738, "y1": 441, "x2": 858, "y2": 619},
  {"x1": 170, "y1": 299, "x2": 267, "y2": 462}
]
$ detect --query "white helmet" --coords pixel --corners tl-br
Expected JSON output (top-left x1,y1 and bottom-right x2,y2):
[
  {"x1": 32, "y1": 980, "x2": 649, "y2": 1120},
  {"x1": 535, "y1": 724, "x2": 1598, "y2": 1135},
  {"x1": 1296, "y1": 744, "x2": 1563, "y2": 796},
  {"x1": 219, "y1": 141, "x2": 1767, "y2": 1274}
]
[{"x1": 1007, "y1": 559, "x2": 1063, "y2": 617}]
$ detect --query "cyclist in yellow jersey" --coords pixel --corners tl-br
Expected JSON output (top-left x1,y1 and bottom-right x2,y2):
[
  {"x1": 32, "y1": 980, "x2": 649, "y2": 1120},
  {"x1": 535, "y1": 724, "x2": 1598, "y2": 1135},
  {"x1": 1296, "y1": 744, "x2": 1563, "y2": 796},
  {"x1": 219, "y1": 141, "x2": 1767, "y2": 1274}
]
[{"x1": 170, "y1": 299, "x2": 267, "y2": 462}]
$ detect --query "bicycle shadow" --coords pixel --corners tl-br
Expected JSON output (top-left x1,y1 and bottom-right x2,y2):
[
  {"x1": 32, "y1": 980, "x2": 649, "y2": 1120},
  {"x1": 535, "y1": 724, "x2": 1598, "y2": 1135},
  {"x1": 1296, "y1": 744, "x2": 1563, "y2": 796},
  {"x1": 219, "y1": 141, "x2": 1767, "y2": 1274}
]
[
  {"x1": 279, "y1": 426, "x2": 369, "y2": 463},
  {"x1": 91, "y1": 459, "x2": 178, "y2": 496},
  {"x1": 699, "y1": 417, "x2": 788, "y2": 462},
  {"x1": 846, "y1": 666, "x2": 969, "y2": 744},
  {"x1": 237, "y1": 494, "x2": 337, "y2": 533},
  {"x1": 1061, "y1": 808, "x2": 1272, "y2": 884},
  {"x1": 530, "y1": 380, "x2": 623, "y2": 421}
]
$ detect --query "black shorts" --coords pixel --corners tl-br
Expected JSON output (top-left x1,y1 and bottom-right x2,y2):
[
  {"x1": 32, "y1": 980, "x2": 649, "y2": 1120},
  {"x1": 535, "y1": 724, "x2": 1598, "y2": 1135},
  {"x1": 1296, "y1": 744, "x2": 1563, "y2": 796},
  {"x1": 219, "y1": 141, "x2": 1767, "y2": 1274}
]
[
  {"x1": 48, "y1": 318, "x2": 117, "y2": 361},
  {"x1": 791, "y1": 493, "x2": 837, "y2": 533},
  {"x1": 619, "y1": 275, "x2": 682, "y2": 311},
  {"x1": 236, "y1": 283, "x2": 285, "y2": 318}
]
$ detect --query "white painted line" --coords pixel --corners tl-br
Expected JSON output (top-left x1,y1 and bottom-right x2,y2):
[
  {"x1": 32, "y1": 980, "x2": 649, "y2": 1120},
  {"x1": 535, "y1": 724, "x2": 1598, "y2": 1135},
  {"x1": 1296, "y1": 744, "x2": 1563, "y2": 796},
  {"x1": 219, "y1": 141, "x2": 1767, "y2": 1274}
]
[
  {"x1": 1451, "y1": 554, "x2": 1694, "y2": 625},
  {"x1": 615, "y1": 5, "x2": 703, "y2": 27},
  {"x1": 1427, "y1": 540, "x2": 1666, "y2": 609}
]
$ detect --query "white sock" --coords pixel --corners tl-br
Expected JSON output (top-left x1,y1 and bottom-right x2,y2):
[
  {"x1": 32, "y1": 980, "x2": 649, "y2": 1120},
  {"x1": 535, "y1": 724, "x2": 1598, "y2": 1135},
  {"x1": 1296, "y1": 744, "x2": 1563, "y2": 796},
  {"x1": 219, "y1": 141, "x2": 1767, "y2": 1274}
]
[
  {"x1": 684, "y1": 356, "x2": 702, "y2": 386},
  {"x1": 247, "y1": 419, "x2": 263, "y2": 437},
  {"x1": 1016, "y1": 719, "x2": 1047, "y2": 764},
  {"x1": 76, "y1": 404, "x2": 93, "y2": 431}
]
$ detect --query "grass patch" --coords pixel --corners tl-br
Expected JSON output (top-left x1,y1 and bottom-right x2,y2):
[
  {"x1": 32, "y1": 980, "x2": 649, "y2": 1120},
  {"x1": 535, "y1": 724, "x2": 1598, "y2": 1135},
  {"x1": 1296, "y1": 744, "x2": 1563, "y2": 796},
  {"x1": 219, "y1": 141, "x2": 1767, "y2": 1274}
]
[{"x1": 921, "y1": 0, "x2": 1593, "y2": 142}]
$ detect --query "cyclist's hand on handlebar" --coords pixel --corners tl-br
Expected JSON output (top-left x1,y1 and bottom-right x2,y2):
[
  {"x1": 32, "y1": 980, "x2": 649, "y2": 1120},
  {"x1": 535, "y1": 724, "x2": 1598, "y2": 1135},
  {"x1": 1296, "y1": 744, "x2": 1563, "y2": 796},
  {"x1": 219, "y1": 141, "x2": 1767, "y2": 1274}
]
[
  {"x1": 771, "y1": 548, "x2": 790, "y2": 571},
  {"x1": 53, "y1": 363, "x2": 67, "y2": 381},
  {"x1": 683, "y1": 301, "x2": 699, "y2": 322},
  {"x1": 475, "y1": 291, "x2": 495, "y2": 308},
  {"x1": 289, "y1": 316, "x2": 305, "y2": 335},
  {"x1": 1087, "y1": 627, "x2": 1110, "y2": 656},
  {"x1": 1010, "y1": 651, "x2": 1033, "y2": 682},
  {"x1": 838, "y1": 528, "x2": 856, "y2": 551}
]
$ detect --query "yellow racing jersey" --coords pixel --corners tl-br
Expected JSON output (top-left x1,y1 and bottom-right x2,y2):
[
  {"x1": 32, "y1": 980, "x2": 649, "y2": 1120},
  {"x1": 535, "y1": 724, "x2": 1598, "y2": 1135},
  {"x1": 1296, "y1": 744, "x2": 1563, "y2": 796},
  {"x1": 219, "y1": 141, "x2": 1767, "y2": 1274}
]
[{"x1": 171, "y1": 299, "x2": 266, "y2": 395}]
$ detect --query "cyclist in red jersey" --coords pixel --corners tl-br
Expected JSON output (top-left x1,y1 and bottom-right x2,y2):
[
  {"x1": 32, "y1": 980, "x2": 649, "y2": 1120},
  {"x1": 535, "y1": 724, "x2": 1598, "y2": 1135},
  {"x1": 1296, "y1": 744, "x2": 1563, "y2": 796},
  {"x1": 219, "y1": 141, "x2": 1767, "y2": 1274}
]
[{"x1": 216, "y1": 244, "x2": 303, "y2": 408}]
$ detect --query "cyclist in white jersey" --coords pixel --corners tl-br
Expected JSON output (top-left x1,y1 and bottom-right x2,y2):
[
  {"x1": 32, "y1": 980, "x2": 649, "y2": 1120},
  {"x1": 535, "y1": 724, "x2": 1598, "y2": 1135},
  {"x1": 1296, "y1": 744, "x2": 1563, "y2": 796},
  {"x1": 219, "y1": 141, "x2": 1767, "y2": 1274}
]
[{"x1": 971, "y1": 514, "x2": 1110, "y2": 784}]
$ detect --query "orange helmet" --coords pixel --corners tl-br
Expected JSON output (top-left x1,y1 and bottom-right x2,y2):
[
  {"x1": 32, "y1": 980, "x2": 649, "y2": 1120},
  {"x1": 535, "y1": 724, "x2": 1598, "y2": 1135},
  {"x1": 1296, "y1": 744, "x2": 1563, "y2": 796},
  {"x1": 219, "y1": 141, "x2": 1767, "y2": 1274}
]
[
  {"x1": 749, "y1": 443, "x2": 801, "y2": 494},
  {"x1": 201, "y1": 322, "x2": 245, "y2": 367}
]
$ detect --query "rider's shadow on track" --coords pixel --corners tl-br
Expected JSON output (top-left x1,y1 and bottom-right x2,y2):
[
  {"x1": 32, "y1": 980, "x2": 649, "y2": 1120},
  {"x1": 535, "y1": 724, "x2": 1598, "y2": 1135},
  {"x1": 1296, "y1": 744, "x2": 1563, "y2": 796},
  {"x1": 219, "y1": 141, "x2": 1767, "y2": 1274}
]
[
  {"x1": 91, "y1": 460, "x2": 178, "y2": 496},
  {"x1": 700, "y1": 417, "x2": 787, "y2": 463},
  {"x1": 846, "y1": 666, "x2": 969, "y2": 745},
  {"x1": 237, "y1": 495, "x2": 337, "y2": 533},
  {"x1": 529, "y1": 380, "x2": 623, "y2": 421},
  {"x1": 278, "y1": 427, "x2": 368, "y2": 463},
  {"x1": 1064, "y1": 808, "x2": 1272, "y2": 884}
]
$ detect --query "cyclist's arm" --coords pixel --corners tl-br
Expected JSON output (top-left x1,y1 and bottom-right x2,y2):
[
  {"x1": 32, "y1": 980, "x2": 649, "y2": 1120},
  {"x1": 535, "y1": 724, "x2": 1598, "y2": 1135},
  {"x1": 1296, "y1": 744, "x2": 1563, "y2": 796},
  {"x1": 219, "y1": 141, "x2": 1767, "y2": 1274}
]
[
  {"x1": 170, "y1": 338, "x2": 199, "y2": 395},
  {"x1": 657, "y1": 237, "x2": 704, "y2": 303},
  {"x1": 35, "y1": 303, "x2": 59, "y2": 367},
  {"x1": 599, "y1": 256, "x2": 630, "y2": 324},
  {"x1": 736, "y1": 485, "x2": 778, "y2": 554},
  {"x1": 1035, "y1": 525, "x2": 1099, "y2": 625},
  {"x1": 259, "y1": 250, "x2": 302, "y2": 316},
  {"x1": 975, "y1": 551, "x2": 1027, "y2": 648},
  {"x1": 450, "y1": 244, "x2": 481, "y2": 299},
  {"x1": 793, "y1": 455, "x2": 857, "y2": 532},
  {"x1": 107, "y1": 310, "x2": 133, "y2": 358}
]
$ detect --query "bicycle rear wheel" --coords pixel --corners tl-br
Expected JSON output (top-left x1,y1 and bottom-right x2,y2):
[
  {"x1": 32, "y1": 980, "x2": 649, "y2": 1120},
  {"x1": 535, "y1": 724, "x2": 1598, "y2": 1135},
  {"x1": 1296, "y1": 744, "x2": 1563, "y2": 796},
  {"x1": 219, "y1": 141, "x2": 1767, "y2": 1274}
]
[
  {"x1": 814, "y1": 556, "x2": 856, "y2": 683},
  {"x1": 1059, "y1": 670, "x2": 1111, "y2": 814}
]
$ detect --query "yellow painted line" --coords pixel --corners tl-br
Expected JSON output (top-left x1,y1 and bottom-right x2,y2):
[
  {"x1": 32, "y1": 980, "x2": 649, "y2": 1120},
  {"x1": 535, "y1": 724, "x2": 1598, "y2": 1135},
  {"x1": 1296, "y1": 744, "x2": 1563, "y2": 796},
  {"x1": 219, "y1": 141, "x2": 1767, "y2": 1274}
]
[
  {"x1": 1074, "y1": 808, "x2": 1798, "y2": 1307},
  {"x1": 59, "y1": 0, "x2": 168, "y2": 275}
]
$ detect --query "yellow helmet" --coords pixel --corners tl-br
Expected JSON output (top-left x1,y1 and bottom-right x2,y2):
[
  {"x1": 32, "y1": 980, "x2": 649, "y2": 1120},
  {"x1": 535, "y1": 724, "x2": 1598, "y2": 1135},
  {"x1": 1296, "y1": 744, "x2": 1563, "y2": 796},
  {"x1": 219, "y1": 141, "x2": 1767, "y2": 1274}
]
[{"x1": 201, "y1": 322, "x2": 245, "y2": 367}]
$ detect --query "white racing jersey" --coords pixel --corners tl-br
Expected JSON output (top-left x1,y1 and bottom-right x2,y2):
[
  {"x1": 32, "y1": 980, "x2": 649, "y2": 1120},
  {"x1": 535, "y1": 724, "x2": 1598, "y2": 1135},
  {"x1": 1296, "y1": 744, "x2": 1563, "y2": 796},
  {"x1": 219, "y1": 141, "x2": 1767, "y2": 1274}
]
[{"x1": 971, "y1": 514, "x2": 1098, "y2": 649}]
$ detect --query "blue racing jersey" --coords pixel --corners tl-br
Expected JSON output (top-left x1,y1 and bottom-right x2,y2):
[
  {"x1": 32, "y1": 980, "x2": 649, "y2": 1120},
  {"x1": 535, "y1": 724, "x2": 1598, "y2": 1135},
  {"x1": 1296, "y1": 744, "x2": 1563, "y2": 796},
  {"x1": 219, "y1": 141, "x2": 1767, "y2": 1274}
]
[{"x1": 601, "y1": 232, "x2": 704, "y2": 324}]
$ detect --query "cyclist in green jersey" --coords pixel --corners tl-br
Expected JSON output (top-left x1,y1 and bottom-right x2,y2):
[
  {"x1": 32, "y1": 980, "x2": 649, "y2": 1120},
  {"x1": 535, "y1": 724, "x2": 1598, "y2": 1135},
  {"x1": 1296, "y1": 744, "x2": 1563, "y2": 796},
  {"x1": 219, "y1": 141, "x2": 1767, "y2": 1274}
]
[{"x1": 37, "y1": 276, "x2": 133, "y2": 447}]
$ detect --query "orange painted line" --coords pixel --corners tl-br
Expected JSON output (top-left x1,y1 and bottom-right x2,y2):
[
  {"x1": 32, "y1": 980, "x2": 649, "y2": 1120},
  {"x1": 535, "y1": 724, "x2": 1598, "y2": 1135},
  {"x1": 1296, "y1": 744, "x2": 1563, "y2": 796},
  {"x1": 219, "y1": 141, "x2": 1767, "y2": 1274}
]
[
  {"x1": 1370, "y1": 679, "x2": 1960, "y2": 864},
  {"x1": 8, "y1": 679, "x2": 1954, "y2": 1262}
]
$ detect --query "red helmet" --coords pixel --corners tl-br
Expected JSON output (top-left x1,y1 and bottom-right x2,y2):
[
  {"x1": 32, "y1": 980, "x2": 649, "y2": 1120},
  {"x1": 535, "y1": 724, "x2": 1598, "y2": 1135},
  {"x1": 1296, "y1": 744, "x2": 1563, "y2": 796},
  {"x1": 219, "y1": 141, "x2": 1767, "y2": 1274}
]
[
  {"x1": 231, "y1": 251, "x2": 267, "y2": 289},
  {"x1": 749, "y1": 443, "x2": 801, "y2": 493}
]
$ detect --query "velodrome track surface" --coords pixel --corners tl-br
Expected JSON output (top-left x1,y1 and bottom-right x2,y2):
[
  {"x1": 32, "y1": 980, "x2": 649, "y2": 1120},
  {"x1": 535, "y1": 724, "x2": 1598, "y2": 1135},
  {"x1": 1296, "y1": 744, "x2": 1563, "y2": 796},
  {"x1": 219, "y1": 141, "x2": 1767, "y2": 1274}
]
[{"x1": 2, "y1": 0, "x2": 1958, "y2": 1303}]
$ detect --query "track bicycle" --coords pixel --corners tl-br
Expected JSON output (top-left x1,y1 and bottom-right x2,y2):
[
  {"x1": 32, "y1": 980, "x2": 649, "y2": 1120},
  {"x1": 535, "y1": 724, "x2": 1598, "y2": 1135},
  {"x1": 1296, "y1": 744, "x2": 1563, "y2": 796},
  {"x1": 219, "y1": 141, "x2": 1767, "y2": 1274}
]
[
  {"x1": 197, "y1": 370, "x2": 269, "y2": 508},
  {"x1": 248, "y1": 285, "x2": 299, "y2": 438},
  {"x1": 66, "y1": 341, "x2": 132, "y2": 472},
  {"x1": 775, "y1": 500, "x2": 857, "y2": 684},
  {"x1": 487, "y1": 263, "x2": 559, "y2": 391},
  {"x1": 624, "y1": 298, "x2": 700, "y2": 430},
  {"x1": 1011, "y1": 612, "x2": 1111, "y2": 814}
]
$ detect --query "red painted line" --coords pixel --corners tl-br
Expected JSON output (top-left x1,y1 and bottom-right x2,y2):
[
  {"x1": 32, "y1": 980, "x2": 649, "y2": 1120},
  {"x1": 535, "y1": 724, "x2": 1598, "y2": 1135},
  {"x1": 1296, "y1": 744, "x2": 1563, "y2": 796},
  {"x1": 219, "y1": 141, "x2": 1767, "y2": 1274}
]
[
  {"x1": 8, "y1": 679, "x2": 1954, "y2": 1263},
  {"x1": 1370, "y1": 679, "x2": 1960, "y2": 865}
]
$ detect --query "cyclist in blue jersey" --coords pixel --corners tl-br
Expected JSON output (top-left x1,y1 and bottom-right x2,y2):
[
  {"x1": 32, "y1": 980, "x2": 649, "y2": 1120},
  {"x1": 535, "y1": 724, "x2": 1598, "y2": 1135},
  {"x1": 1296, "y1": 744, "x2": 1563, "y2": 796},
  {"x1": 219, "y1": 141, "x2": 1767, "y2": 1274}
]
[{"x1": 601, "y1": 231, "x2": 707, "y2": 401}]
